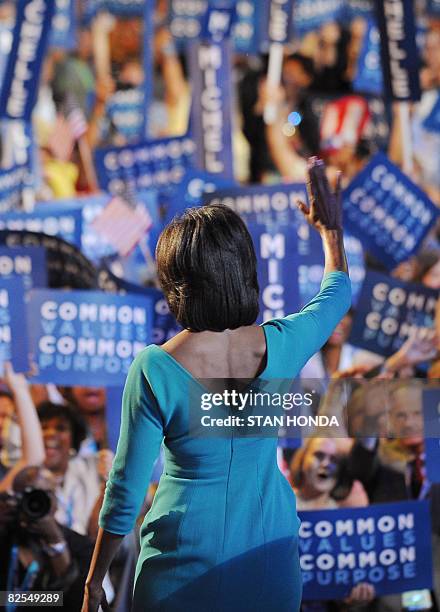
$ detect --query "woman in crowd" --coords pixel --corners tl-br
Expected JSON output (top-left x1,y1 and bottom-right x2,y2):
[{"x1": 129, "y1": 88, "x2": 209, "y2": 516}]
[
  {"x1": 38, "y1": 401, "x2": 113, "y2": 539},
  {"x1": 290, "y1": 436, "x2": 374, "y2": 610},
  {"x1": 0, "y1": 363, "x2": 45, "y2": 492}
]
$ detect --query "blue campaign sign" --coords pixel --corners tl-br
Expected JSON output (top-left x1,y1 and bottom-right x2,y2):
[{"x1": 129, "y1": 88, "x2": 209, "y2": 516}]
[
  {"x1": 0, "y1": 246, "x2": 46, "y2": 290},
  {"x1": 0, "y1": 0, "x2": 55, "y2": 121},
  {"x1": 200, "y1": 3, "x2": 236, "y2": 44},
  {"x1": 103, "y1": 0, "x2": 144, "y2": 16},
  {"x1": 423, "y1": 93, "x2": 440, "y2": 133},
  {"x1": 233, "y1": 0, "x2": 263, "y2": 54},
  {"x1": 188, "y1": 41, "x2": 234, "y2": 179},
  {"x1": 168, "y1": 0, "x2": 207, "y2": 44},
  {"x1": 106, "y1": 87, "x2": 145, "y2": 142},
  {"x1": 423, "y1": 389, "x2": 440, "y2": 485},
  {"x1": 0, "y1": 165, "x2": 28, "y2": 213},
  {"x1": 266, "y1": 0, "x2": 294, "y2": 45},
  {"x1": 298, "y1": 230, "x2": 365, "y2": 307},
  {"x1": 97, "y1": 267, "x2": 181, "y2": 345},
  {"x1": 353, "y1": 20, "x2": 383, "y2": 96},
  {"x1": 349, "y1": 270, "x2": 438, "y2": 357},
  {"x1": 299, "y1": 501, "x2": 433, "y2": 599},
  {"x1": 342, "y1": 153, "x2": 438, "y2": 269},
  {"x1": 374, "y1": 0, "x2": 421, "y2": 102},
  {"x1": 168, "y1": 0, "x2": 262, "y2": 54},
  {"x1": 203, "y1": 182, "x2": 307, "y2": 224},
  {"x1": 0, "y1": 202, "x2": 83, "y2": 247},
  {"x1": 292, "y1": 0, "x2": 345, "y2": 37},
  {"x1": 426, "y1": 0, "x2": 440, "y2": 17},
  {"x1": 94, "y1": 135, "x2": 196, "y2": 195},
  {"x1": 165, "y1": 168, "x2": 235, "y2": 221},
  {"x1": 50, "y1": 0, "x2": 76, "y2": 49},
  {"x1": 79, "y1": 0, "x2": 99, "y2": 25},
  {"x1": 0, "y1": 24, "x2": 12, "y2": 87},
  {"x1": 28, "y1": 289, "x2": 153, "y2": 386},
  {"x1": 0, "y1": 277, "x2": 29, "y2": 373},
  {"x1": 248, "y1": 222, "x2": 299, "y2": 324},
  {"x1": 343, "y1": 0, "x2": 374, "y2": 20}
]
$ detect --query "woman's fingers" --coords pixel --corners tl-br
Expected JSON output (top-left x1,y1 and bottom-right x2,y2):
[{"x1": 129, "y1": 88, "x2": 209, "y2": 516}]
[{"x1": 296, "y1": 199, "x2": 310, "y2": 218}]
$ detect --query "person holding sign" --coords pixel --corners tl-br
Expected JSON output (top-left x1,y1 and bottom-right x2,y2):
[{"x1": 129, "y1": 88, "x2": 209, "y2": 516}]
[{"x1": 82, "y1": 158, "x2": 351, "y2": 612}]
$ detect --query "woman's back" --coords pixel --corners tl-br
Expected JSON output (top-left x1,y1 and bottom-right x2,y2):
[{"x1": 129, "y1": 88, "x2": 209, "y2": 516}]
[
  {"x1": 83, "y1": 169, "x2": 352, "y2": 612},
  {"x1": 99, "y1": 272, "x2": 351, "y2": 611}
]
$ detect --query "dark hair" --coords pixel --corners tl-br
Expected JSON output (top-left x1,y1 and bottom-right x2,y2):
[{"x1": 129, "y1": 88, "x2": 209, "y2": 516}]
[
  {"x1": 284, "y1": 53, "x2": 315, "y2": 79},
  {"x1": 37, "y1": 402, "x2": 87, "y2": 453},
  {"x1": 0, "y1": 389, "x2": 13, "y2": 402},
  {"x1": 156, "y1": 205, "x2": 259, "y2": 332}
]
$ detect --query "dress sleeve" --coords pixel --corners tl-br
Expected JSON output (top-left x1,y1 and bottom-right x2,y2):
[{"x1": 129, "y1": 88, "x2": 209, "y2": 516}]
[
  {"x1": 262, "y1": 271, "x2": 352, "y2": 377},
  {"x1": 99, "y1": 351, "x2": 164, "y2": 535}
]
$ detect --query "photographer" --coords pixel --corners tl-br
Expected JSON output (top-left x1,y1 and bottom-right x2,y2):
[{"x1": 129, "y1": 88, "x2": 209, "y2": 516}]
[{"x1": 0, "y1": 466, "x2": 93, "y2": 611}]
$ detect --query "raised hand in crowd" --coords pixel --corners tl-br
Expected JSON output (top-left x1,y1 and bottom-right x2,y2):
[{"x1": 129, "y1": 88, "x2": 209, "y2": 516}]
[
  {"x1": 343, "y1": 582, "x2": 376, "y2": 607},
  {"x1": 0, "y1": 363, "x2": 45, "y2": 493},
  {"x1": 381, "y1": 327, "x2": 438, "y2": 376}
]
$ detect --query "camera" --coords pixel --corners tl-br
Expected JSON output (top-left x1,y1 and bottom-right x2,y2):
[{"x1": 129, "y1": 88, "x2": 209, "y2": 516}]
[{"x1": 14, "y1": 487, "x2": 52, "y2": 521}]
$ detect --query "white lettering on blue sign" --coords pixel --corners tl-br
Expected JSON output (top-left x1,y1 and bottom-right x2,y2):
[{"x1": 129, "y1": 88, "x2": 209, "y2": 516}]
[
  {"x1": 197, "y1": 44, "x2": 224, "y2": 174},
  {"x1": 7, "y1": 0, "x2": 46, "y2": 118}
]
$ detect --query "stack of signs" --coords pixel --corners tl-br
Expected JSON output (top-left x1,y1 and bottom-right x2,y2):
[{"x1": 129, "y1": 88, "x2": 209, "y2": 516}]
[
  {"x1": 342, "y1": 153, "x2": 438, "y2": 269},
  {"x1": 350, "y1": 270, "x2": 438, "y2": 357},
  {"x1": 299, "y1": 501, "x2": 432, "y2": 599},
  {"x1": 0, "y1": 277, "x2": 29, "y2": 373},
  {"x1": 28, "y1": 289, "x2": 153, "y2": 386},
  {"x1": 0, "y1": 246, "x2": 46, "y2": 290},
  {"x1": 423, "y1": 389, "x2": 440, "y2": 485},
  {"x1": 94, "y1": 135, "x2": 196, "y2": 195}
]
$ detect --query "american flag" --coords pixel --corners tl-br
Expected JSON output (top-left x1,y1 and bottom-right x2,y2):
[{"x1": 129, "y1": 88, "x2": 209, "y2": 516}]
[
  {"x1": 64, "y1": 93, "x2": 88, "y2": 141},
  {"x1": 91, "y1": 195, "x2": 153, "y2": 257}
]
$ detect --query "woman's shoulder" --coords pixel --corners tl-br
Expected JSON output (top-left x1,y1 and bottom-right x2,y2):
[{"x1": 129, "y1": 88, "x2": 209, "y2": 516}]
[{"x1": 130, "y1": 343, "x2": 167, "y2": 372}]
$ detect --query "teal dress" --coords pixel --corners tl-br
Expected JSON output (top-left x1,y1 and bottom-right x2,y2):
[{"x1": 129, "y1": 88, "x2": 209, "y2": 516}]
[{"x1": 99, "y1": 271, "x2": 351, "y2": 611}]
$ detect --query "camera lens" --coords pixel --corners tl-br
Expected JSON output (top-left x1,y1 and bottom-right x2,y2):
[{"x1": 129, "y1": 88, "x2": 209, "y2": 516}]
[{"x1": 21, "y1": 489, "x2": 52, "y2": 520}]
